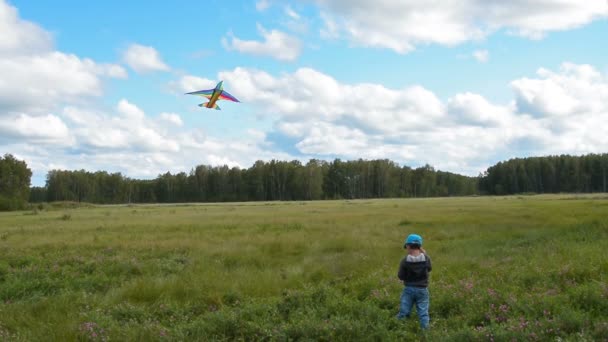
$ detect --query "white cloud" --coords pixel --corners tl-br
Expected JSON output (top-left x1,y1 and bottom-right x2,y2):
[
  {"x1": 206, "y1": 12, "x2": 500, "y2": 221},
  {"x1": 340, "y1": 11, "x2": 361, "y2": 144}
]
[
  {"x1": 117, "y1": 99, "x2": 145, "y2": 120},
  {"x1": 123, "y1": 44, "x2": 170, "y2": 73},
  {"x1": 472, "y1": 50, "x2": 489, "y2": 63},
  {"x1": 319, "y1": 12, "x2": 340, "y2": 39},
  {"x1": 256, "y1": 0, "x2": 270, "y2": 11},
  {"x1": 63, "y1": 100, "x2": 180, "y2": 153},
  {"x1": 218, "y1": 67, "x2": 444, "y2": 133},
  {"x1": 0, "y1": 0, "x2": 126, "y2": 115},
  {"x1": 511, "y1": 63, "x2": 608, "y2": 117},
  {"x1": 171, "y1": 75, "x2": 216, "y2": 93},
  {"x1": 285, "y1": 5, "x2": 300, "y2": 20},
  {"x1": 222, "y1": 24, "x2": 302, "y2": 61},
  {"x1": 509, "y1": 63, "x2": 608, "y2": 154},
  {"x1": 0, "y1": 52, "x2": 113, "y2": 113},
  {"x1": 295, "y1": 123, "x2": 369, "y2": 155},
  {"x1": 447, "y1": 92, "x2": 512, "y2": 126},
  {"x1": 312, "y1": 0, "x2": 608, "y2": 53},
  {"x1": 159, "y1": 112, "x2": 183, "y2": 126},
  {"x1": 0, "y1": 0, "x2": 52, "y2": 55},
  {"x1": 102, "y1": 64, "x2": 128, "y2": 79},
  {"x1": 280, "y1": 5, "x2": 309, "y2": 34},
  {"x1": 0, "y1": 113, "x2": 71, "y2": 144}
]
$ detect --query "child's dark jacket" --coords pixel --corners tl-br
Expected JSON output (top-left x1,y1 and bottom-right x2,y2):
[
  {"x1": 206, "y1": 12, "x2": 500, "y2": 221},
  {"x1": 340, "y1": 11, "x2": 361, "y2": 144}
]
[{"x1": 398, "y1": 253, "x2": 432, "y2": 288}]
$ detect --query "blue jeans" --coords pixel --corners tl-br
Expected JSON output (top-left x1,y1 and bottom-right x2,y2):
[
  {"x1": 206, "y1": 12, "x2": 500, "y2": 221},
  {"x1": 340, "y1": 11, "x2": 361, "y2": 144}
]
[{"x1": 397, "y1": 286, "x2": 430, "y2": 329}]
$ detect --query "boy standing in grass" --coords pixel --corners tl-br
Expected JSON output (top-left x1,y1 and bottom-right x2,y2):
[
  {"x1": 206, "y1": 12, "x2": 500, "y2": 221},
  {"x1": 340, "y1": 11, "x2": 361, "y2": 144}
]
[{"x1": 397, "y1": 233, "x2": 431, "y2": 329}]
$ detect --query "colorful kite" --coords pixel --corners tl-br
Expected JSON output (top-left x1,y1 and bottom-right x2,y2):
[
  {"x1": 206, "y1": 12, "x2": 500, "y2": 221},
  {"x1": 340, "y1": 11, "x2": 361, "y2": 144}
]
[{"x1": 185, "y1": 81, "x2": 240, "y2": 110}]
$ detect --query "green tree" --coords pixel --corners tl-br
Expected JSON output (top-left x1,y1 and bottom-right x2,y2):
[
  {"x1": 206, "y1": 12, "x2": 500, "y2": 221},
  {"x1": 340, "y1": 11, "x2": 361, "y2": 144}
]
[{"x1": 0, "y1": 154, "x2": 32, "y2": 210}]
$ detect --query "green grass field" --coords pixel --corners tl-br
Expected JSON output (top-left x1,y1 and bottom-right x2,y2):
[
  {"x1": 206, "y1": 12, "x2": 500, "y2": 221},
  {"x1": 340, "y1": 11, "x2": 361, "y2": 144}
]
[{"x1": 1, "y1": 195, "x2": 607, "y2": 341}]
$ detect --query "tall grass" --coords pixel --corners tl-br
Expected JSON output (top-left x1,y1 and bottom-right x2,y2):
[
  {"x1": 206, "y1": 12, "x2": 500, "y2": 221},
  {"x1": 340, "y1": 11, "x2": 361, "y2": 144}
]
[{"x1": 0, "y1": 195, "x2": 607, "y2": 340}]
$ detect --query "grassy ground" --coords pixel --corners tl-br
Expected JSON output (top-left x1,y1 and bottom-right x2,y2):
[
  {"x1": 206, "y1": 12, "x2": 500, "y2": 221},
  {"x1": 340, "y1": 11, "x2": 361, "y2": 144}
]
[{"x1": 0, "y1": 195, "x2": 607, "y2": 341}]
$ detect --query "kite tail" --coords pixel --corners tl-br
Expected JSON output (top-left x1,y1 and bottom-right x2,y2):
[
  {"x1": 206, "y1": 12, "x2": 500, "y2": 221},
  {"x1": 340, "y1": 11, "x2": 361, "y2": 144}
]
[{"x1": 198, "y1": 102, "x2": 221, "y2": 110}]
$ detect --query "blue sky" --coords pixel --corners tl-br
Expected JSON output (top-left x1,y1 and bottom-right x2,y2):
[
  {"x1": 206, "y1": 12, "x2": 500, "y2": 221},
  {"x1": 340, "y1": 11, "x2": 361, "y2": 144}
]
[{"x1": 1, "y1": 0, "x2": 607, "y2": 186}]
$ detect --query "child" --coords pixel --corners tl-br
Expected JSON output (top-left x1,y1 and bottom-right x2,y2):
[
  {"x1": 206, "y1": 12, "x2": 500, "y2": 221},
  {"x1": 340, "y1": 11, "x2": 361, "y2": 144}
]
[{"x1": 397, "y1": 233, "x2": 431, "y2": 329}]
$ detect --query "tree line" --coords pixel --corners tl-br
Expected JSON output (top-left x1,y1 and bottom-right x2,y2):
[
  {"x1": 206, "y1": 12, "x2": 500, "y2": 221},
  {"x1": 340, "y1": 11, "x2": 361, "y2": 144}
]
[
  {"x1": 29, "y1": 159, "x2": 478, "y2": 204},
  {"x1": 479, "y1": 154, "x2": 608, "y2": 195},
  {"x1": 2, "y1": 153, "x2": 606, "y2": 210}
]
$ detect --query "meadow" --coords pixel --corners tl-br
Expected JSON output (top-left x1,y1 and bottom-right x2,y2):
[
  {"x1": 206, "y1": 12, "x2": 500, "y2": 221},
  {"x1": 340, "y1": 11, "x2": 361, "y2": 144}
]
[{"x1": 0, "y1": 195, "x2": 607, "y2": 341}]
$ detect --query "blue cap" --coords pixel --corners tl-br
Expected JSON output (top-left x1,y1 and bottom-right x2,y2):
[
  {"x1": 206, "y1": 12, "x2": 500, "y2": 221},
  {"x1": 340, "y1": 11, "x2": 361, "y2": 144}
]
[{"x1": 404, "y1": 234, "x2": 423, "y2": 247}]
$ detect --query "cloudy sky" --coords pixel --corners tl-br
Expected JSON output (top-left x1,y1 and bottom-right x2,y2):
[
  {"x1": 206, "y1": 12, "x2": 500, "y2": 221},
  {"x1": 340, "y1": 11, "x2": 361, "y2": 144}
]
[{"x1": 1, "y1": 0, "x2": 607, "y2": 186}]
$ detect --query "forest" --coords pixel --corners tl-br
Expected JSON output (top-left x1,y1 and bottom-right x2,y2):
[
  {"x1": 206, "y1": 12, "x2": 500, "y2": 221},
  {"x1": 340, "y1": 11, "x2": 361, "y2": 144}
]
[
  {"x1": 479, "y1": 154, "x2": 608, "y2": 195},
  {"x1": 29, "y1": 159, "x2": 477, "y2": 204},
  {"x1": 1, "y1": 153, "x2": 606, "y2": 208}
]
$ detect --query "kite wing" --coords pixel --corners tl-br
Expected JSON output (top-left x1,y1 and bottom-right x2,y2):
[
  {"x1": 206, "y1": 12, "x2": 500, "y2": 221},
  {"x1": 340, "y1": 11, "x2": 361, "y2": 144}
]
[
  {"x1": 218, "y1": 90, "x2": 240, "y2": 103},
  {"x1": 186, "y1": 89, "x2": 214, "y2": 99}
]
